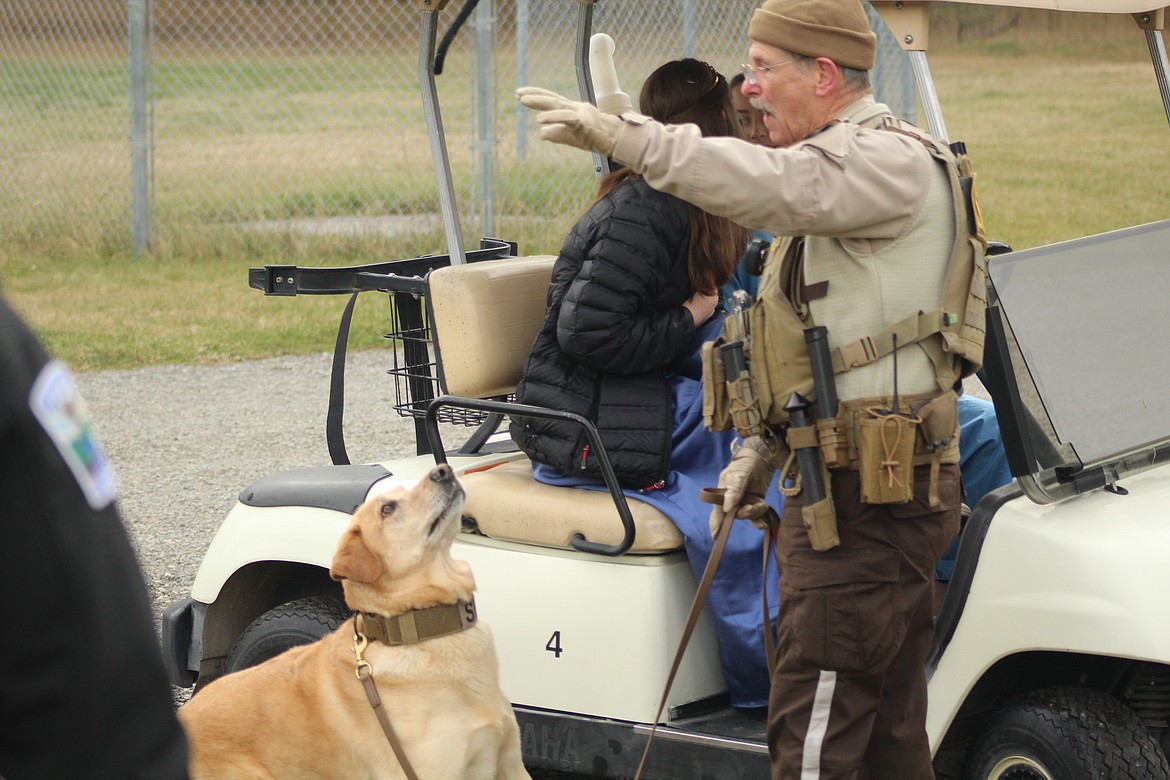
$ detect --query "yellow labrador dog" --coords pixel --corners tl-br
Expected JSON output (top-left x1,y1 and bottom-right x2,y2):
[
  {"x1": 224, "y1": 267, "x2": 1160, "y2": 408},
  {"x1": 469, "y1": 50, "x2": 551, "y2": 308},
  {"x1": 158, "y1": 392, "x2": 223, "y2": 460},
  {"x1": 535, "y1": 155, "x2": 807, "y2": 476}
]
[{"x1": 180, "y1": 464, "x2": 530, "y2": 780}]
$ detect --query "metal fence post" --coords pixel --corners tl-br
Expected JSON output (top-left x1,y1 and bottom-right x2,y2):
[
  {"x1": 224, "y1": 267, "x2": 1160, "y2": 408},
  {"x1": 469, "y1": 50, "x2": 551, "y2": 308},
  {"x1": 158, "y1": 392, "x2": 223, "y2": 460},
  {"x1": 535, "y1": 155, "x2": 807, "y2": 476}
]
[
  {"x1": 474, "y1": 0, "x2": 496, "y2": 237},
  {"x1": 515, "y1": 0, "x2": 529, "y2": 159},
  {"x1": 683, "y1": 0, "x2": 696, "y2": 59},
  {"x1": 128, "y1": 0, "x2": 153, "y2": 253}
]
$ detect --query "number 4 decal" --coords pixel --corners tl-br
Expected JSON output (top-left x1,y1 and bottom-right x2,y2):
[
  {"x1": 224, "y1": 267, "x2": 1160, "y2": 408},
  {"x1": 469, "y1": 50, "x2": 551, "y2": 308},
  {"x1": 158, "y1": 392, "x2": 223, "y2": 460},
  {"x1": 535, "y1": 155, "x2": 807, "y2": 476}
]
[{"x1": 546, "y1": 630, "x2": 563, "y2": 658}]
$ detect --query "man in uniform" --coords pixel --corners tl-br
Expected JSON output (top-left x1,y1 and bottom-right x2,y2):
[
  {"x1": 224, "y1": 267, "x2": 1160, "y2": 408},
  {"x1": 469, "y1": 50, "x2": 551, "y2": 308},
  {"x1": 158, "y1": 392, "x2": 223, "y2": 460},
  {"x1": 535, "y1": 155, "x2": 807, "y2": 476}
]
[
  {"x1": 518, "y1": 0, "x2": 967, "y2": 776},
  {"x1": 0, "y1": 295, "x2": 189, "y2": 778}
]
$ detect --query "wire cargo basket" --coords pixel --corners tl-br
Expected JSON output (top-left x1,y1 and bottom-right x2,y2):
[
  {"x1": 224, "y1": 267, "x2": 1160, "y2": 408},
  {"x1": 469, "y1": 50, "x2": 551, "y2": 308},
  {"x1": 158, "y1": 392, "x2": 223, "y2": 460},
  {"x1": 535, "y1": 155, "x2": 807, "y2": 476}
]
[
  {"x1": 384, "y1": 291, "x2": 510, "y2": 428},
  {"x1": 247, "y1": 239, "x2": 519, "y2": 441}
]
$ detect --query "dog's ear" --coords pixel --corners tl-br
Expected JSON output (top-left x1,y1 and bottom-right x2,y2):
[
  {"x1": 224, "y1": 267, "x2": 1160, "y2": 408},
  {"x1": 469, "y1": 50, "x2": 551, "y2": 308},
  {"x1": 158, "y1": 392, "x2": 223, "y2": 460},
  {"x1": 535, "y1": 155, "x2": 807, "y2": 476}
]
[{"x1": 330, "y1": 526, "x2": 383, "y2": 583}]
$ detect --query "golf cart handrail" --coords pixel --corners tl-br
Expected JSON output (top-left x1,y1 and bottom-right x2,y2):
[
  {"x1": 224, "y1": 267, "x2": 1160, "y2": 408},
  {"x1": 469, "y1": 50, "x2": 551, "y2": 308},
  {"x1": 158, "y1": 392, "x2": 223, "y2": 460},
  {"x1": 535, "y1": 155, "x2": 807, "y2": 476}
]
[
  {"x1": 424, "y1": 396, "x2": 639, "y2": 557},
  {"x1": 247, "y1": 239, "x2": 514, "y2": 297},
  {"x1": 247, "y1": 238, "x2": 517, "y2": 465}
]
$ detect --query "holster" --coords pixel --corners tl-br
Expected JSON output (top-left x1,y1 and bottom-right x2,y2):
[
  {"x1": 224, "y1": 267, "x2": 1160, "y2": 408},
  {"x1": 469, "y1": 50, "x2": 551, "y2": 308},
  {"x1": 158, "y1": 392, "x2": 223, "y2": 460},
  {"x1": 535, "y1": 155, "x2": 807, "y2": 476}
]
[
  {"x1": 801, "y1": 459, "x2": 840, "y2": 552},
  {"x1": 781, "y1": 422, "x2": 840, "y2": 552}
]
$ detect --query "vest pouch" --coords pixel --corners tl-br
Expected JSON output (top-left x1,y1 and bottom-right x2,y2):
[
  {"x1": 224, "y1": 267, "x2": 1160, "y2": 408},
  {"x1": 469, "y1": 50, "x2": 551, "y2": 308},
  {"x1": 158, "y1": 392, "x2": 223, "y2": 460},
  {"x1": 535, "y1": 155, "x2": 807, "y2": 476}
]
[
  {"x1": 915, "y1": 389, "x2": 959, "y2": 451},
  {"x1": 802, "y1": 494, "x2": 840, "y2": 551},
  {"x1": 749, "y1": 284, "x2": 815, "y2": 426},
  {"x1": 858, "y1": 411, "x2": 921, "y2": 505},
  {"x1": 816, "y1": 415, "x2": 850, "y2": 470},
  {"x1": 935, "y1": 235, "x2": 988, "y2": 382},
  {"x1": 701, "y1": 339, "x2": 733, "y2": 432},
  {"x1": 725, "y1": 364, "x2": 765, "y2": 439},
  {"x1": 701, "y1": 337, "x2": 767, "y2": 439}
]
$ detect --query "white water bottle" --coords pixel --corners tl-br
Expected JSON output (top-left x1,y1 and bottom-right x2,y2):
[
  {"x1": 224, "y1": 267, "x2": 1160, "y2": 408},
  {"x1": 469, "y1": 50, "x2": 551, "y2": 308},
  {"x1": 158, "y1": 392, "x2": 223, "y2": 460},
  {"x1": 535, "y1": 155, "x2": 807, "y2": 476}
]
[{"x1": 588, "y1": 33, "x2": 632, "y2": 115}]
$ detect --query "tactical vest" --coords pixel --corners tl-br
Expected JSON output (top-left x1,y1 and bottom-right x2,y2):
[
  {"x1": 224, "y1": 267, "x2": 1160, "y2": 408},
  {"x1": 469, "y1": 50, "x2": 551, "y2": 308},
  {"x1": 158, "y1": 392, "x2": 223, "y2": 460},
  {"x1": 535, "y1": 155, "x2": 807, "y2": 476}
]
[{"x1": 702, "y1": 116, "x2": 988, "y2": 479}]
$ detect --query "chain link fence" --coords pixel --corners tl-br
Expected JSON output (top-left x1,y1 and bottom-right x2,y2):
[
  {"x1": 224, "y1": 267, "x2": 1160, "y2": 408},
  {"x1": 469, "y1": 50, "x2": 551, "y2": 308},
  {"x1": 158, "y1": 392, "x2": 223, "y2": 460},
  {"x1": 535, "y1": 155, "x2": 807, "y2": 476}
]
[
  {"x1": 2, "y1": 0, "x2": 913, "y2": 261},
  {"x1": 2, "y1": 0, "x2": 131, "y2": 254}
]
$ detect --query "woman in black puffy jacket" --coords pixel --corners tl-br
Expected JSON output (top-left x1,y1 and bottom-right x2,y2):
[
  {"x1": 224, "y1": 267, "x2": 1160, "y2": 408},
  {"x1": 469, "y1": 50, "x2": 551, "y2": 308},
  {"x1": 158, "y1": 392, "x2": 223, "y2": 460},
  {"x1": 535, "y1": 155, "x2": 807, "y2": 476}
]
[{"x1": 510, "y1": 58, "x2": 747, "y2": 488}]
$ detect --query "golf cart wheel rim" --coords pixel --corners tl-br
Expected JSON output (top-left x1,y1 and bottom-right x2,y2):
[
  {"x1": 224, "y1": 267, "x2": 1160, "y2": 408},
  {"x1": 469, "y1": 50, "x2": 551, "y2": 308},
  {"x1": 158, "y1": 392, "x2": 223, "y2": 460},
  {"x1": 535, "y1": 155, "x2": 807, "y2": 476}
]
[{"x1": 987, "y1": 755, "x2": 1054, "y2": 780}]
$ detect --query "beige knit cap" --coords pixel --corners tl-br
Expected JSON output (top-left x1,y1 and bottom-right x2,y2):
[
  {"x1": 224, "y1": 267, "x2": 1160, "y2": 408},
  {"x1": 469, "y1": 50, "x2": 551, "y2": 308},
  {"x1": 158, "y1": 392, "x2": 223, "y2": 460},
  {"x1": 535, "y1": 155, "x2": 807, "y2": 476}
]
[{"x1": 748, "y1": 0, "x2": 876, "y2": 71}]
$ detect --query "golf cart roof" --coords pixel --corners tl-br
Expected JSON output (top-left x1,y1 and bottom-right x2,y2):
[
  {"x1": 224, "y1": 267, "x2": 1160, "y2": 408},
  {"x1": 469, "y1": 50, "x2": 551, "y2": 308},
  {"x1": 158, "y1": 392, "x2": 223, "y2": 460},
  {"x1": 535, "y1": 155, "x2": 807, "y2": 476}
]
[{"x1": 894, "y1": 0, "x2": 1165, "y2": 13}]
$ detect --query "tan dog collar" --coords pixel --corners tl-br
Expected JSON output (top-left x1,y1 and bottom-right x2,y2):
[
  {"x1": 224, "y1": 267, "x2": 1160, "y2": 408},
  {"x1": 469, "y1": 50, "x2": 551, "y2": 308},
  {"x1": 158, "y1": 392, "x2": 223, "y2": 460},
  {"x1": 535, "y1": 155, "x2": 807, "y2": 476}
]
[{"x1": 357, "y1": 598, "x2": 477, "y2": 646}]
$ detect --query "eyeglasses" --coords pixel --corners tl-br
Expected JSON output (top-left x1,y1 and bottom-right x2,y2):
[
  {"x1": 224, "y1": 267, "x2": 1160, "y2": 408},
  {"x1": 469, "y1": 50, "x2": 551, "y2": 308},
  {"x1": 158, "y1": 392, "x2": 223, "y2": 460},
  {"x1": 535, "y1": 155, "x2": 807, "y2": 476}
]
[{"x1": 741, "y1": 59, "x2": 794, "y2": 85}]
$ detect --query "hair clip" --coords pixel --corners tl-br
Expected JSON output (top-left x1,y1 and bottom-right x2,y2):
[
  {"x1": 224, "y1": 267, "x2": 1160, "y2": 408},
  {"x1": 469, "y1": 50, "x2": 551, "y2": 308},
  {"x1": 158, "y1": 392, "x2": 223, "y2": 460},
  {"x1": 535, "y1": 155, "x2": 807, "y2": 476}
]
[{"x1": 699, "y1": 60, "x2": 722, "y2": 93}]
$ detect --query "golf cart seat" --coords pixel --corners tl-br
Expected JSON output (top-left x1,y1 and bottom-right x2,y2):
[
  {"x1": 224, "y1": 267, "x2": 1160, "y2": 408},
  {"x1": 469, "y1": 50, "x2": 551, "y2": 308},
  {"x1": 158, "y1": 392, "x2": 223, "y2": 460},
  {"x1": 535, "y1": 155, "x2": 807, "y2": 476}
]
[{"x1": 427, "y1": 255, "x2": 685, "y2": 554}]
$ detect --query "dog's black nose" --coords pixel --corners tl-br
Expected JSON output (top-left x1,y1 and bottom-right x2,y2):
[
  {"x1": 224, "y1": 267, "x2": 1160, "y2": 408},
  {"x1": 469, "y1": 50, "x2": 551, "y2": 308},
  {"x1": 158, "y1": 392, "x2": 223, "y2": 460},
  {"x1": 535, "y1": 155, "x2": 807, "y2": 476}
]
[{"x1": 431, "y1": 464, "x2": 454, "y2": 482}]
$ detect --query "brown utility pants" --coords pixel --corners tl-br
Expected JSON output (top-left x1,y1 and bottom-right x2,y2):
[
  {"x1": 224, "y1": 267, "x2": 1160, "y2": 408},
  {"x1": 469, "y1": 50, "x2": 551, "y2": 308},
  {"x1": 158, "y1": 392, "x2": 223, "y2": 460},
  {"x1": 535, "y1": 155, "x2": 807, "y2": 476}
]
[{"x1": 767, "y1": 464, "x2": 961, "y2": 780}]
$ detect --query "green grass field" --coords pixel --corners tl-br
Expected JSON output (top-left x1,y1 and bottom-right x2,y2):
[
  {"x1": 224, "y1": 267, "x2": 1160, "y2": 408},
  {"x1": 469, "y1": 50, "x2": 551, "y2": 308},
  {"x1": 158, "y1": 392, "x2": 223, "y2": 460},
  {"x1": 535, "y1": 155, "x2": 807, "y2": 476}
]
[{"x1": 3, "y1": 14, "x2": 1169, "y2": 371}]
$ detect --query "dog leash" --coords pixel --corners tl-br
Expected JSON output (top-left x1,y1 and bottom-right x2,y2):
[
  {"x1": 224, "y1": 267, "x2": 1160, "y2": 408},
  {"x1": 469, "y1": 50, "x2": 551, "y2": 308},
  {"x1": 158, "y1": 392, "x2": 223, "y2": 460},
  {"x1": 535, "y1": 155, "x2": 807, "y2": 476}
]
[
  {"x1": 633, "y1": 488, "x2": 736, "y2": 780},
  {"x1": 353, "y1": 620, "x2": 422, "y2": 780},
  {"x1": 632, "y1": 489, "x2": 782, "y2": 780}
]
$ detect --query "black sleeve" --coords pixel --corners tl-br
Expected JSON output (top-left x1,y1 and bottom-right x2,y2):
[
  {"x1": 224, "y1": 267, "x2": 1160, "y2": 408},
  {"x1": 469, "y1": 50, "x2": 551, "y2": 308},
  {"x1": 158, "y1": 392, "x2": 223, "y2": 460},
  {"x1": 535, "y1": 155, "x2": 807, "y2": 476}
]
[{"x1": 0, "y1": 297, "x2": 189, "y2": 780}]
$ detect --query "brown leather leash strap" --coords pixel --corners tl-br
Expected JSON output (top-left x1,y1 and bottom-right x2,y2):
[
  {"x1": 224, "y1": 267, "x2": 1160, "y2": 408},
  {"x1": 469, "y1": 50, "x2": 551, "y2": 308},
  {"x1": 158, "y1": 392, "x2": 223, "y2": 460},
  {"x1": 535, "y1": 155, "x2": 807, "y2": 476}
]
[
  {"x1": 353, "y1": 622, "x2": 421, "y2": 780},
  {"x1": 633, "y1": 487, "x2": 738, "y2": 780},
  {"x1": 758, "y1": 506, "x2": 782, "y2": 680}
]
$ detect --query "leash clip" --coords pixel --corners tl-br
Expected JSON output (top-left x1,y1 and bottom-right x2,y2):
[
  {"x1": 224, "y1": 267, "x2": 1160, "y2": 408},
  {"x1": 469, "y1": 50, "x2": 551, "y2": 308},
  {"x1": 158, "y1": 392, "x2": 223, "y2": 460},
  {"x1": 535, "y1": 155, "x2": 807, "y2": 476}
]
[{"x1": 353, "y1": 624, "x2": 372, "y2": 679}]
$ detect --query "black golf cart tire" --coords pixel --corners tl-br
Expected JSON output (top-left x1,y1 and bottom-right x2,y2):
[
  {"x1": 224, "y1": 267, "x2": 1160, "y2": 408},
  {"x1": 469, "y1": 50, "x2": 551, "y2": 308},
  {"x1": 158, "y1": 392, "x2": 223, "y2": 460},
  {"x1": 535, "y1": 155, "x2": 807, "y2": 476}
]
[
  {"x1": 963, "y1": 686, "x2": 1169, "y2": 780},
  {"x1": 224, "y1": 596, "x2": 353, "y2": 674}
]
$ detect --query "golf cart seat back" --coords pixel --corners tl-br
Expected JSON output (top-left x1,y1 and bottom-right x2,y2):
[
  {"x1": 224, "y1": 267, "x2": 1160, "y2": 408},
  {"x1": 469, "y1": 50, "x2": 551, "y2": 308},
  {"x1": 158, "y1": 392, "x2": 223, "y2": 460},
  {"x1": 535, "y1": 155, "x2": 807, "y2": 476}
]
[
  {"x1": 429, "y1": 255, "x2": 558, "y2": 399},
  {"x1": 427, "y1": 256, "x2": 685, "y2": 554}
]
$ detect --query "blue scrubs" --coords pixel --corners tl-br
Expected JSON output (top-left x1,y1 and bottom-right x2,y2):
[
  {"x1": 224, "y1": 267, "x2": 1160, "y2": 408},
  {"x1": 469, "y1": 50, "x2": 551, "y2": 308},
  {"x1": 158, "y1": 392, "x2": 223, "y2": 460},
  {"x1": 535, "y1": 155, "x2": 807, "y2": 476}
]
[
  {"x1": 534, "y1": 317, "x2": 780, "y2": 708},
  {"x1": 935, "y1": 395, "x2": 1014, "y2": 580}
]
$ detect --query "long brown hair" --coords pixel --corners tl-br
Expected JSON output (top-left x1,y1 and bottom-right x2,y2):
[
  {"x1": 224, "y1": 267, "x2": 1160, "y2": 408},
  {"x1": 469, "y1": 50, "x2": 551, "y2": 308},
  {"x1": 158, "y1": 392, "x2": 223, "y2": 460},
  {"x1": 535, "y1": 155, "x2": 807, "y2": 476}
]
[{"x1": 594, "y1": 58, "x2": 748, "y2": 294}]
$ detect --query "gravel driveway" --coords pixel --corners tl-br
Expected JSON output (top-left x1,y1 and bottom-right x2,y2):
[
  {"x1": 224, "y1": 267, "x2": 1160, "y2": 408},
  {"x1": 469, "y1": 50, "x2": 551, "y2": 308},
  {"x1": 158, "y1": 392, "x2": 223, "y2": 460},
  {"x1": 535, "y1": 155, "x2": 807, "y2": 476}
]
[{"x1": 76, "y1": 349, "x2": 423, "y2": 701}]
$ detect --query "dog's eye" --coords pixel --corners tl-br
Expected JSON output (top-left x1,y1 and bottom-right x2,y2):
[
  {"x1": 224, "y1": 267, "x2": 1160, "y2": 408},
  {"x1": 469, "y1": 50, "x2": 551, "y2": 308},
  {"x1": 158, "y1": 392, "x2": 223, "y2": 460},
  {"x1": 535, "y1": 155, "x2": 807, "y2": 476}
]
[{"x1": 380, "y1": 500, "x2": 398, "y2": 518}]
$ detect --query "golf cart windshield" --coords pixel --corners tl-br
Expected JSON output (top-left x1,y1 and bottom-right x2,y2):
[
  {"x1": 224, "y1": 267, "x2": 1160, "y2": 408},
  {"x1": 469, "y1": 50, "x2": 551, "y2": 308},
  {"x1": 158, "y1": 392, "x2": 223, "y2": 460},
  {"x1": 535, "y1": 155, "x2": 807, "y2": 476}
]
[{"x1": 985, "y1": 221, "x2": 1170, "y2": 502}]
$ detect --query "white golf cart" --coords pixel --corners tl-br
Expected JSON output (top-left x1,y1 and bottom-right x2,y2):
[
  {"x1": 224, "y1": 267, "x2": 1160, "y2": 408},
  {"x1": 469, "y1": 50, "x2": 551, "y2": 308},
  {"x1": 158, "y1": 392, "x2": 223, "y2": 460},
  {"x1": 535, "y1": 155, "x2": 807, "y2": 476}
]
[{"x1": 163, "y1": 0, "x2": 1170, "y2": 777}]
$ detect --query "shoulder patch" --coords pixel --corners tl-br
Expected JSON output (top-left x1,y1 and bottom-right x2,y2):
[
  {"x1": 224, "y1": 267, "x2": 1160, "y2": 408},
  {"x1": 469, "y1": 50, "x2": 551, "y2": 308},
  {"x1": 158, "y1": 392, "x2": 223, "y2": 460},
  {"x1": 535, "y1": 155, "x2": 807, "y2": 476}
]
[{"x1": 29, "y1": 360, "x2": 118, "y2": 510}]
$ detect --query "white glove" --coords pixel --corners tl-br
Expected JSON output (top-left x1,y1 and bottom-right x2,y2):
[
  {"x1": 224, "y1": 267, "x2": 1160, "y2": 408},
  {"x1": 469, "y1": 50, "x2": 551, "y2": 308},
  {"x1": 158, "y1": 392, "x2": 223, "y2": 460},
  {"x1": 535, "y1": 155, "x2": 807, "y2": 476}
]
[
  {"x1": 712, "y1": 436, "x2": 777, "y2": 535},
  {"x1": 516, "y1": 87, "x2": 624, "y2": 157}
]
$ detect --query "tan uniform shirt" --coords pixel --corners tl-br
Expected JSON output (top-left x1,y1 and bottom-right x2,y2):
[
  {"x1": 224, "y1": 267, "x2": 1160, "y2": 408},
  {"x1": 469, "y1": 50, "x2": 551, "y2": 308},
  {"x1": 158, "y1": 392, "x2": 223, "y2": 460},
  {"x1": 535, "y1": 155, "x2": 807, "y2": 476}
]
[
  {"x1": 611, "y1": 95, "x2": 955, "y2": 401},
  {"x1": 612, "y1": 95, "x2": 930, "y2": 242}
]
